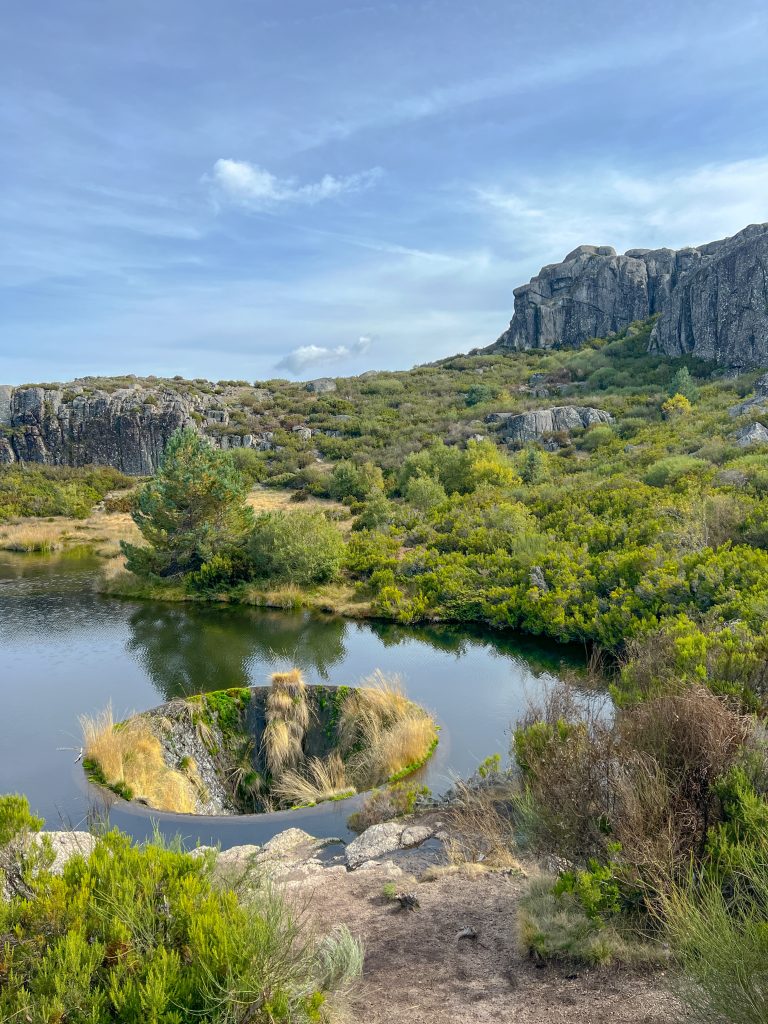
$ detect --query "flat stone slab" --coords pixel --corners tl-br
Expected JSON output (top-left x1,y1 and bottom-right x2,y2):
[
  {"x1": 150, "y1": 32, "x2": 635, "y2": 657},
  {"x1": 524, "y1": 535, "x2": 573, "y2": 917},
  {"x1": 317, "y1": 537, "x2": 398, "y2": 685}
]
[{"x1": 345, "y1": 821, "x2": 438, "y2": 869}]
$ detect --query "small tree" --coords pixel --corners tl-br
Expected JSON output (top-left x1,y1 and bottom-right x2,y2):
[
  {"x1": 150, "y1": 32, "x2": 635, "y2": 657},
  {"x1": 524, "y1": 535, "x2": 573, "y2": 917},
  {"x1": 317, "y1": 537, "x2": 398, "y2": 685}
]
[
  {"x1": 521, "y1": 446, "x2": 545, "y2": 485},
  {"x1": 122, "y1": 429, "x2": 253, "y2": 578},
  {"x1": 668, "y1": 366, "x2": 697, "y2": 403}
]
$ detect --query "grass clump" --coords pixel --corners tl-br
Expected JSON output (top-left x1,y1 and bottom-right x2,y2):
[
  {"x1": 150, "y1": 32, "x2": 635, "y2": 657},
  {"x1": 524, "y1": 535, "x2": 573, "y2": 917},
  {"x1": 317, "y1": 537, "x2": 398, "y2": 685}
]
[
  {"x1": 519, "y1": 875, "x2": 663, "y2": 967},
  {"x1": 263, "y1": 669, "x2": 310, "y2": 777},
  {"x1": 0, "y1": 795, "x2": 363, "y2": 1023},
  {"x1": 662, "y1": 837, "x2": 768, "y2": 1023},
  {"x1": 80, "y1": 704, "x2": 200, "y2": 813},
  {"x1": 272, "y1": 752, "x2": 355, "y2": 807},
  {"x1": 339, "y1": 672, "x2": 438, "y2": 789}
]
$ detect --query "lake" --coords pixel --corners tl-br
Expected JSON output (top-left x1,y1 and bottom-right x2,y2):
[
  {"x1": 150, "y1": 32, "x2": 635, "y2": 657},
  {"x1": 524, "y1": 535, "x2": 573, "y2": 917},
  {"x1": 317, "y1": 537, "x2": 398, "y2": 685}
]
[{"x1": 0, "y1": 550, "x2": 581, "y2": 848}]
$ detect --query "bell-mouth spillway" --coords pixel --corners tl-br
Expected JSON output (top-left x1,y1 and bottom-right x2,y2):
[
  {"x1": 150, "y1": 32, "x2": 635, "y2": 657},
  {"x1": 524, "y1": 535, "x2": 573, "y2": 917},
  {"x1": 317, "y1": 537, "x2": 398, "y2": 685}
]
[{"x1": 81, "y1": 670, "x2": 439, "y2": 817}]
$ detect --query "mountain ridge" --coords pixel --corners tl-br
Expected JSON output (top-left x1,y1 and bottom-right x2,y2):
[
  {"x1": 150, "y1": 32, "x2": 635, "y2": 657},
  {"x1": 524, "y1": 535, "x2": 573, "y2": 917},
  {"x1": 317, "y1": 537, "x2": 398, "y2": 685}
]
[{"x1": 489, "y1": 222, "x2": 768, "y2": 368}]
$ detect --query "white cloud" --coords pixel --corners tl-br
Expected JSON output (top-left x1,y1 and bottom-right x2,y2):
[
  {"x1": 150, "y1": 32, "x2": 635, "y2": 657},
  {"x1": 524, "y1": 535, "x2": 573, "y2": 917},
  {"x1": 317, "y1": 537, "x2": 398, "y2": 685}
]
[
  {"x1": 474, "y1": 156, "x2": 768, "y2": 261},
  {"x1": 210, "y1": 158, "x2": 382, "y2": 208},
  {"x1": 276, "y1": 335, "x2": 372, "y2": 375}
]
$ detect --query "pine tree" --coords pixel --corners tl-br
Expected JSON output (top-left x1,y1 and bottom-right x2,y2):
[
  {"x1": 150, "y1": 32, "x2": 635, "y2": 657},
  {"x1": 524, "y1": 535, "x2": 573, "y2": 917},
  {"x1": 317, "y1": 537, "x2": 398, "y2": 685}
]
[
  {"x1": 521, "y1": 446, "x2": 544, "y2": 485},
  {"x1": 668, "y1": 366, "x2": 697, "y2": 403},
  {"x1": 122, "y1": 428, "x2": 253, "y2": 577}
]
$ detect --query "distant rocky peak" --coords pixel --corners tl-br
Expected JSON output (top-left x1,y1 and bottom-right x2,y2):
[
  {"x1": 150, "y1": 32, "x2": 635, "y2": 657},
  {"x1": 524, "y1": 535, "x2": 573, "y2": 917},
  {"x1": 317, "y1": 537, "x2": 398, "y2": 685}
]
[{"x1": 490, "y1": 222, "x2": 768, "y2": 369}]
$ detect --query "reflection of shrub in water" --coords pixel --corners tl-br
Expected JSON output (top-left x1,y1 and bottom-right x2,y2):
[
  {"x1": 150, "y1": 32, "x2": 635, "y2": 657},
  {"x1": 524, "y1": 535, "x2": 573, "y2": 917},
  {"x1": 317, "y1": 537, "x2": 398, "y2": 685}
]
[{"x1": 126, "y1": 603, "x2": 348, "y2": 700}]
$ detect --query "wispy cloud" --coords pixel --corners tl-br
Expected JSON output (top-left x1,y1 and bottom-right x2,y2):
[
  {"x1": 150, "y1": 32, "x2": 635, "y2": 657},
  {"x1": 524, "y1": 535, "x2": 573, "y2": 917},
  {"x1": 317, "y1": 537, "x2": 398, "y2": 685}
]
[
  {"x1": 209, "y1": 158, "x2": 382, "y2": 208},
  {"x1": 276, "y1": 335, "x2": 373, "y2": 375},
  {"x1": 474, "y1": 156, "x2": 768, "y2": 259}
]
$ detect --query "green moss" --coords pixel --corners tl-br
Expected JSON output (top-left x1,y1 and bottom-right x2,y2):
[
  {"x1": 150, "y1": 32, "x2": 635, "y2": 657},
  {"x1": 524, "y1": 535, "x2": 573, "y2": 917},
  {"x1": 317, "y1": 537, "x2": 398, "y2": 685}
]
[
  {"x1": 83, "y1": 758, "x2": 133, "y2": 801},
  {"x1": 203, "y1": 687, "x2": 251, "y2": 735}
]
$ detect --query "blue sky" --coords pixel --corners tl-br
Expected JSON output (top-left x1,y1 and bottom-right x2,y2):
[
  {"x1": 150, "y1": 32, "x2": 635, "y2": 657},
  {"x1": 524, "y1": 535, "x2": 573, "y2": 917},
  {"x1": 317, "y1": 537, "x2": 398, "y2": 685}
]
[{"x1": 2, "y1": 0, "x2": 767, "y2": 385}]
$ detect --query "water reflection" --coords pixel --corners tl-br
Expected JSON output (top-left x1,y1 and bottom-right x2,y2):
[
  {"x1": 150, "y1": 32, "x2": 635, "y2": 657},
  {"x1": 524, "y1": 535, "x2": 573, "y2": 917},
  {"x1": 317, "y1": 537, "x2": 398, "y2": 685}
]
[
  {"x1": 0, "y1": 550, "x2": 585, "y2": 843},
  {"x1": 126, "y1": 604, "x2": 349, "y2": 699}
]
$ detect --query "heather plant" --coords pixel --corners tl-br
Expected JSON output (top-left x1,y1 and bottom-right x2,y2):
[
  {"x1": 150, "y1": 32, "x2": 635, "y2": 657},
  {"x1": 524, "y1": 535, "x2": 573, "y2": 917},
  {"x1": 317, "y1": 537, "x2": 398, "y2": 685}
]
[{"x1": 0, "y1": 801, "x2": 363, "y2": 1023}]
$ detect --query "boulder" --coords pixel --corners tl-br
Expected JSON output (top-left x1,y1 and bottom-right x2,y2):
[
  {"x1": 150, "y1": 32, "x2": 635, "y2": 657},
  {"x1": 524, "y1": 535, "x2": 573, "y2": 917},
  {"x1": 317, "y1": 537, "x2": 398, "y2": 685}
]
[
  {"x1": 345, "y1": 821, "x2": 436, "y2": 869},
  {"x1": 735, "y1": 422, "x2": 768, "y2": 447},
  {"x1": 40, "y1": 831, "x2": 97, "y2": 873},
  {"x1": 501, "y1": 406, "x2": 613, "y2": 446},
  {"x1": 305, "y1": 378, "x2": 337, "y2": 394}
]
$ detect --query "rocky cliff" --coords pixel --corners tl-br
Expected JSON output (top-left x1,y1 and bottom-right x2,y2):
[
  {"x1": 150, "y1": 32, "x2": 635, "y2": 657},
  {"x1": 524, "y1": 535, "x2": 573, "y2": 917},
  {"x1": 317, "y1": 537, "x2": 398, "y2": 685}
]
[
  {"x1": 491, "y1": 223, "x2": 768, "y2": 368},
  {"x1": 0, "y1": 378, "x2": 279, "y2": 474}
]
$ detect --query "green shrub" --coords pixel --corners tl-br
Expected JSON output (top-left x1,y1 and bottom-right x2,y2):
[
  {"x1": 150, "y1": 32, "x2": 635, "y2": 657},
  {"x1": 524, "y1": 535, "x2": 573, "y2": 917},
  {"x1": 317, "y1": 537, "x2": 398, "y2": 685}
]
[
  {"x1": 246, "y1": 510, "x2": 345, "y2": 585},
  {"x1": 0, "y1": 465, "x2": 132, "y2": 520},
  {"x1": 644, "y1": 455, "x2": 709, "y2": 487},
  {"x1": 0, "y1": 821, "x2": 362, "y2": 1023}
]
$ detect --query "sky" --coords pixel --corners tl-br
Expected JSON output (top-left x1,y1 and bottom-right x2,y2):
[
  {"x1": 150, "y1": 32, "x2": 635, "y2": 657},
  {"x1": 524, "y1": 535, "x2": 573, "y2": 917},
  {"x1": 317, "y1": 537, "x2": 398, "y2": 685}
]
[{"x1": 1, "y1": 0, "x2": 768, "y2": 385}]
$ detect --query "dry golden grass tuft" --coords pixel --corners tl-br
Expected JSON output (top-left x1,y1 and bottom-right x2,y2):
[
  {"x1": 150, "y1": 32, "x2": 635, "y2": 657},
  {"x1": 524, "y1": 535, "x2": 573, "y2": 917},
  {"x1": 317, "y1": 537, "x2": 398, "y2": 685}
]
[
  {"x1": 263, "y1": 669, "x2": 310, "y2": 776},
  {"x1": 340, "y1": 672, "x2": 438, "y2": 790},
  {"x1": 80, "y1": 704, "x2": 199, "y2": 814},
  {"x1": 441, "y1": 779, "x2": 523, "y2": 871},
  {"x1": 272, "y1": 752, "x2": 355, "y2": 805},
  {"x1": 0, "y1": 523, "x2": 65, "y2": 553}
]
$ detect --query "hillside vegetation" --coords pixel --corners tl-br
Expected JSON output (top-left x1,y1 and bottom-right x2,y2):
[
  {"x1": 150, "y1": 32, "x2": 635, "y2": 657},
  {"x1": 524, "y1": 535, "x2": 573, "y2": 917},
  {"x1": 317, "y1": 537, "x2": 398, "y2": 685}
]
[{"x1": 108, "y1": 319, "x2": 768, "y2": 709}]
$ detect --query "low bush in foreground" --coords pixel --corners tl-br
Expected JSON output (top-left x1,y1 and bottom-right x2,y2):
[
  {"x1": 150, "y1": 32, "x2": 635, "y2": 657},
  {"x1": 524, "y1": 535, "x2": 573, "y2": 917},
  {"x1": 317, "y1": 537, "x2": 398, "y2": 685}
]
[
  {"x1": 0, "y1": 795, "x2": 362, "y2": 1023},
  {"x1": 663, "y1": 838, "x2": 768, "y2": 1024},
  {"x1": 519, "y1": 875, "x2": 664, "y2": 967}
]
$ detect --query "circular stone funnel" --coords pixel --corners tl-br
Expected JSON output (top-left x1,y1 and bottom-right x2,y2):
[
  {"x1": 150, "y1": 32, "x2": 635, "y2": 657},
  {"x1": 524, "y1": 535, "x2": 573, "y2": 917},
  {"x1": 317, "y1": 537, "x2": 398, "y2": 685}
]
[{"x1": 81, "y1": 671, "x2": 438, "y2": 815}]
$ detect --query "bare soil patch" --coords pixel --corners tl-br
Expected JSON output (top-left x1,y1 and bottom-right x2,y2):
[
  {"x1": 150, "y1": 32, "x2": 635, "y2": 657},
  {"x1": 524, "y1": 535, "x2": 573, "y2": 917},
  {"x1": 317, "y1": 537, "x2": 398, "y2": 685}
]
[{"x1": 297, "y1": 864, "x2": 684, "y2": 1024}]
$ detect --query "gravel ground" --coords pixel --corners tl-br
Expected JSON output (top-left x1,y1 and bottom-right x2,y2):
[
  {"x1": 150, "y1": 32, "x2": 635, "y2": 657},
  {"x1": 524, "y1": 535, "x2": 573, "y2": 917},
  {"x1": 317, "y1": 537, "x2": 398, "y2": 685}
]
[{"x1": 296, "y1": 863, "x2": 687, "y2": 1024}]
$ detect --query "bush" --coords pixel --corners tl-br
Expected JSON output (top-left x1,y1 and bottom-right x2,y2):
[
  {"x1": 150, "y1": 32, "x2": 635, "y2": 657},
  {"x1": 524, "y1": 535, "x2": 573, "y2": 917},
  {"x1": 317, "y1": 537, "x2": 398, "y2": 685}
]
[
  {"x1": 579, "y1": 424, "x2": 614, "y2": 451},
  {"x1": 0, "y1": 465, "x2": 132, "y2": 521},
  {"x1": 328, "y1": 460, "x2": 383, "y2": 501},
  {"x1": 664, "y1": 837, "x2": 768, "y2": 1024},
  {"x1": 0, "y1": 812, "x2": 363, "y2": 1023},
  {"x1": 644, "y1": 454, "x2": 709, "y2": 487},
  {"x1": 246, "y1": 510, "x2": 345, "y2": 585},
  {"x1": 513, "y1": 681, "x2": 752, "y2": 876},
  {"x1": 404, "y1": 473, "x2": 447, "y2": 512}
]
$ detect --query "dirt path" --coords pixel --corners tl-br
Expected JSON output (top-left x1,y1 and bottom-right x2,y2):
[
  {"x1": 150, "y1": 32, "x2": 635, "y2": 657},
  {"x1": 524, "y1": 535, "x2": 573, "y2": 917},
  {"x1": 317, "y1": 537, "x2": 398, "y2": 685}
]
[{"x1": 298, "y1": 864, "x2": 684, "y2": 1024}]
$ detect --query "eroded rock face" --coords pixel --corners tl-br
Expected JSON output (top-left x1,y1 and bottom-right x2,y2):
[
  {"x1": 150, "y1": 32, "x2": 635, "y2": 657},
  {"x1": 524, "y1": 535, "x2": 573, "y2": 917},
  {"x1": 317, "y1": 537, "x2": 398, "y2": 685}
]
[
  {"x1": 0, "y1": 384, "x2": 275, "y2": 474},
  {"x1": 651, "y1": 225, "x2": 768, "y2": 367},
  {"x1": 491, "y1": 223, "x2": 768, "y2": 368},
  {"x1": 500, "y1": 406, "x2": 613, "y2": 446}
]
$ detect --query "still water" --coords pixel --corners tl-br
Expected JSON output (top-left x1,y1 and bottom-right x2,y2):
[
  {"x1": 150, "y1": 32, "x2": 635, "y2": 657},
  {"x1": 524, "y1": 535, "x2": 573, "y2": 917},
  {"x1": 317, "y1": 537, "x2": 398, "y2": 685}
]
[{"x1": 0, "y1": 550, "x2": 580, "y2": 848}]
